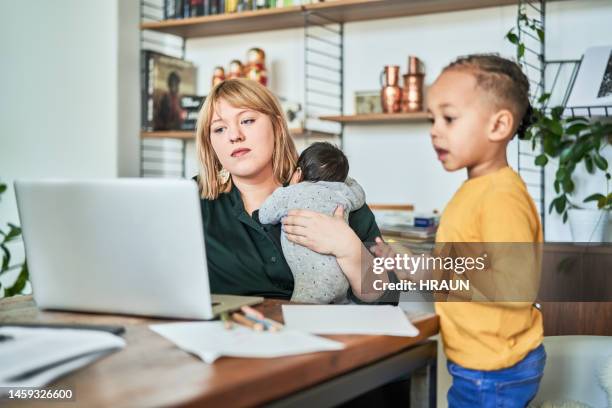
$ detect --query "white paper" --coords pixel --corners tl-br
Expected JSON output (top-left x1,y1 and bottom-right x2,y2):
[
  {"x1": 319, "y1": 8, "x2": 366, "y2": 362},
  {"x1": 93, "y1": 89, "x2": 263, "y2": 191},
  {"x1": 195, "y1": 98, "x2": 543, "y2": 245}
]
[
  {"x1": 567, "y1": 46, "x2": 612, "y2": 107},
  {"x1": 1, "y1": 351, "x2": 109, "y2": 391},
  {"x1": 282, "y1": 305, "x2": 420, "y2": 337},
  {"x1": 0, "y1": 327, "x2": 125, "y2": 389},
  {"x1": 149, "y1": 321, "x2": 345, "y2": 364}
]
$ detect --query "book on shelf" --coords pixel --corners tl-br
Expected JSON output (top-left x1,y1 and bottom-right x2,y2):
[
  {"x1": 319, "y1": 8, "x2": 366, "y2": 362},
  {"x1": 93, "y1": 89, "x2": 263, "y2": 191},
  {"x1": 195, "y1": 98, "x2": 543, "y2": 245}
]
[
  {"x1": 180, "y1": 95, "x2": 206, "y2": 131},
  {"x1": 141, "y1": 51, "x2": 199, "y2": 132},
  {"x1": 379, "y1": 225, "x2": 437, "y2": 240},
  {"x1": 162, "y1": 0, "x2": 325, "y2": 19}
]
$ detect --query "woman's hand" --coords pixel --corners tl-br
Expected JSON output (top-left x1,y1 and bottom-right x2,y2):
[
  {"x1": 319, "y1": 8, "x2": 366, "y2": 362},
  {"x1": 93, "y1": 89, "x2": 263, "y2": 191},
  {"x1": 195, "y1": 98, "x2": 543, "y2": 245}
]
[{"x1": 281, "y1": 206, "x2": 360, "y2": 259}]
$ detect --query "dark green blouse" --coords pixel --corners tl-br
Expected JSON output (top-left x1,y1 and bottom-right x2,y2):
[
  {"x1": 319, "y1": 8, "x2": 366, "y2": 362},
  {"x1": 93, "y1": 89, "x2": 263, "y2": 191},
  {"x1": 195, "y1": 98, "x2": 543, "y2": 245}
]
[{"x1": 199, "y1": 182, "x2": 382, "y2": 300}]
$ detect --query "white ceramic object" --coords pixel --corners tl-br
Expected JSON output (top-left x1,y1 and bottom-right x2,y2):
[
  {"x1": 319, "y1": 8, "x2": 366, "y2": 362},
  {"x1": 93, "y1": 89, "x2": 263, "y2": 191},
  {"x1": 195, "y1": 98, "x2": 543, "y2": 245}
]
[{"x1": 568, "y1": 208, "x2": 609, "y2": 242}]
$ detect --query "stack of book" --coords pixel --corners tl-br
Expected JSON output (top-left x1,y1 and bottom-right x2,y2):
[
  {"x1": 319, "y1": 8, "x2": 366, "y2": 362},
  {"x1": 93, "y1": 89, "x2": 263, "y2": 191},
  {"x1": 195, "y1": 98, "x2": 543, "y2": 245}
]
[
  {"x1": 163, "y1": 0, "x2": 329, "y2": 19},
  {"x1": 376, "y1": 213, "x2": 439, "y2": 251}
]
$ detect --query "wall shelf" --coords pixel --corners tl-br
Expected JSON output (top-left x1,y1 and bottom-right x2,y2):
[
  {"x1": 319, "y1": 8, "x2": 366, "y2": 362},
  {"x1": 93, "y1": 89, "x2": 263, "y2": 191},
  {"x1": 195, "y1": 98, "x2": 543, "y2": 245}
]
[
  {"x1": 140, "y1": 0, "x2": 519, "y2": 38},
  {"x1": 141, "y1": 128, "x2": 337, "y2": 140},
  {"x1": 141, "y1": 131, "x2": 195, "y2": 140},
  {"x1": 320, "y1": 112, "x2": 430, "y2": 124}
]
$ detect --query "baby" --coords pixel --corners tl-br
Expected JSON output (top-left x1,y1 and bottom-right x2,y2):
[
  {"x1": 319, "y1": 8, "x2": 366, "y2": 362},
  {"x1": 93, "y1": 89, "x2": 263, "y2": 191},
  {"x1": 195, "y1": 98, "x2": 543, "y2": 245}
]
[{"x1": 258, "y1": 142, "x2": 365, "y2": 304}]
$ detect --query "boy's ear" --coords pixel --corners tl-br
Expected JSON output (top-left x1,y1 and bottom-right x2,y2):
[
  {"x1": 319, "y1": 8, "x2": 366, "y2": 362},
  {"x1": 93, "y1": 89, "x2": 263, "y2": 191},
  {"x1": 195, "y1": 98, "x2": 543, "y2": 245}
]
[{"x1": 488, "y1": 109, "x2": 515, "y2": 142}]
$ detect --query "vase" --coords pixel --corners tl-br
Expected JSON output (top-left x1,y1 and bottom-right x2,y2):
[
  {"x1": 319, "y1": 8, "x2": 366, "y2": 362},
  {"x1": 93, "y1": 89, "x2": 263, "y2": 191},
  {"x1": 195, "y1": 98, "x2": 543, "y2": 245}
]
[{"x1": 568, "y1": 208, "x2": 609, "y2": 242}]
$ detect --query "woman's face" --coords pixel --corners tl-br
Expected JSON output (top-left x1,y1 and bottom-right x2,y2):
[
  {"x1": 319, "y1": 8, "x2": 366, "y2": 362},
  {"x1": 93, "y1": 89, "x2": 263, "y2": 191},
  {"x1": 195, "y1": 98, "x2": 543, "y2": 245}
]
[{"x1": 209, "y1": 98, "x2": 275, "y2": 181}]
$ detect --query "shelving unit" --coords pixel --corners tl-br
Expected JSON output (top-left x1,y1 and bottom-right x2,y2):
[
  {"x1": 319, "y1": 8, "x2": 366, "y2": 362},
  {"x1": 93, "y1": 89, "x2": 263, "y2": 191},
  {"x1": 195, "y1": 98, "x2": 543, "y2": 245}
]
[
  {"x1": 140, "y1": 0, "x2": 583, "y2": 183},
  {"x1": 140, "y1": 128, "x2": 334, "y2": 140},
  {"x1": 320, "y1": 112, "x2": 430, "y2": 124},
  {"x1": 140, "y1": 0, "x2": 519, "y2": 38}
]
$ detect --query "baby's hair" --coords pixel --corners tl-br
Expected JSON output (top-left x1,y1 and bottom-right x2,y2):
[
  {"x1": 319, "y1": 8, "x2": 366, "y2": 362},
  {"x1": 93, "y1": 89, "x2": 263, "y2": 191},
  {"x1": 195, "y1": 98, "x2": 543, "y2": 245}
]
[
  {"x1": 443, "y1": 54, "x2": 535, "y2": 138},
  {"x1": 297, "y1": 142, "x2": 349, "y2": 182}
]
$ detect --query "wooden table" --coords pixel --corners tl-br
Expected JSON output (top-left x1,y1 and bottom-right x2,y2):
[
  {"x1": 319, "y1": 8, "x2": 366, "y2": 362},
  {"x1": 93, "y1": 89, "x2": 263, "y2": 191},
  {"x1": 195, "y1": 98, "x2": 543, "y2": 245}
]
[{"x1": 0, "y1": 296, "x2": 439, "y2": 408}]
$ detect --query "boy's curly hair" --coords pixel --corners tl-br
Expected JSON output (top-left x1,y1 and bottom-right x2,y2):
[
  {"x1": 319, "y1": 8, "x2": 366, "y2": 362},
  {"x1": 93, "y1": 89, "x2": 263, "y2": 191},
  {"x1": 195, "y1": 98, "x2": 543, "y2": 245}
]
[{"x1": 443, "y1": 54, "x2": 535, "y2": 138}]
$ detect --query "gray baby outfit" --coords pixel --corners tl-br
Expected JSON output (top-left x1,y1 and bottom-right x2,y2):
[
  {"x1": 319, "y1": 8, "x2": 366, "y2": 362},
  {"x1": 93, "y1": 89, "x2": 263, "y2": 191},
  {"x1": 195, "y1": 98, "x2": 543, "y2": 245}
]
[{"x1": 258, "y1": 177, "x2": 366, "y2": 304}]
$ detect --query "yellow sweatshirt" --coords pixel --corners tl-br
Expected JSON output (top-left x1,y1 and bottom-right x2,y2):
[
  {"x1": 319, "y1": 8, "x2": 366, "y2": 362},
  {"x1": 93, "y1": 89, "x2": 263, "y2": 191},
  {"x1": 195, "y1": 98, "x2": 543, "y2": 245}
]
[{"x1": 435, "y1": 166, "x2": 544, "y2": 370}]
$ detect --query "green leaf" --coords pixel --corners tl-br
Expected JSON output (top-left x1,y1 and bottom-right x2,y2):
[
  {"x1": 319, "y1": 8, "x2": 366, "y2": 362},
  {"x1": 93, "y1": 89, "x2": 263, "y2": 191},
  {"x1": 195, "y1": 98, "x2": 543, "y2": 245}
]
[
  {"x1": 555, "y1": 195, "x2": 567, "y2": 214},
  {"x1": 3, "y1": 263, "x2": 28, "y2": 297},
  {"x1": 598, "y1": 197, "x2": 607, "y2": 209},
  {"x1": 549, "y1": 120, "x2": 563, "y2": 137},
  {"x1": 544, "y1": 136, "x2": 561, "y2": 157},
  {"x1": 584, "y1": 193, "x2": 606, "y2": 203},
  {"x1": 549, "y1": 195, "x2": 567, "y2": 215},
  {"x1": 571, "y1": 140, "x2": 589, "y2": 162},
  {"x1": 1, "y1": 244, "x2": 9, "y2": 272},
  {"x1": 562, "y1": 211, "x2": 568, "y2": 223},
  {"x1": 535, "y1": 154, "x2": 548, "y2": 166},
  {"x1": 593, "y1": 153, "x2": 608, "y2": 171},
  {"x1": 556, "y1": 167, "x2": 569, "y2": 181},
  {"x1": 4, "y1": 224, "x2": 21, "y2": 242},
  {"x1": 562, "y1": 178, "x2": 574, "y2": 194},
  {"x1": 522, "y1": 129, "x2": 533, "y2": 141},
  {"x1": 554, "y1": 179, "x2": 561, "y2": 194},
  {"x1": 551, "y1": 107, "x2": 564, "y2": 121},
  {"x1": 0, "y1": 184, "x2": 6, "y2": 194},
  {"x1": 506, "y1": 31, "x2": 519, "y2": 44},
  {"x1": 607, "y1": 172, "x2": 611, "y2": 180},
  {"x1": 566, "y1": 123, "x2": 588, "y2": 135},
  {"x1": 518, "y1": 43, "x2": 525, "y2": 59},
  {"x1": 585, "y1": 155, "x2": 595, "y2": 174},
  {"x1": 559, "y1": 147, "x2": 573, "y2": 164},
  {"x1": 536, "y1": 28, "x2": 545, "y2": 42},
  {"x1": 538, "y1": 93, "x2": 551, "y2": 104},
  {"x1": 565, "y1": 116, "x2": 589, "y2": 123}
]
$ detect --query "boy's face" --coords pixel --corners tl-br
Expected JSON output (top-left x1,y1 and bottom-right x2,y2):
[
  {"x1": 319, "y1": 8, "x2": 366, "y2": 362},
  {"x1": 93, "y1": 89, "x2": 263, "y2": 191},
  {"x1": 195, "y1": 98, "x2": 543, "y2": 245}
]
[{"x1": 426, "y1": 70, "x2": 497, "y2": 173}]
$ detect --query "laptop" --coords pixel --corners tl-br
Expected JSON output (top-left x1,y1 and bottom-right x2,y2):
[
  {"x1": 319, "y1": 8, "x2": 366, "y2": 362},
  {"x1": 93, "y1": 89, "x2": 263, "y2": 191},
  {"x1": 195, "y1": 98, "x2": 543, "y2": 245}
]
[{"x1": 14, "y1": 179, "x2": 262, "y2": 320}]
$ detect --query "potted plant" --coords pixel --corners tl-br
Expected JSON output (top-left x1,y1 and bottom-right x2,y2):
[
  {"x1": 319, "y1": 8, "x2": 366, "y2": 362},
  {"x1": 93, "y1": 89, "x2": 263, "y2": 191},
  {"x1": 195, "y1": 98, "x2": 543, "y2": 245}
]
[
  {"x1": 0, "y1": 182, "x2": 29, "y2": 297},
  {"x1": 507, "y1": 11, "x2": 612, "y2": 242}
]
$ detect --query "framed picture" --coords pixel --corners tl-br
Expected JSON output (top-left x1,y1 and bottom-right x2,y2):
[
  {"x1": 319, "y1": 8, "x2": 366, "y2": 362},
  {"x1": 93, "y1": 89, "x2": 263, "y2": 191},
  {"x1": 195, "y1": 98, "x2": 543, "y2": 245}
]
[
  {"x1": 279, "y1": 97, "x2": 304, "y2": 129},
  {"x1": 566, "y1": 46, "x2": 612, "y2": 108},
  {"x1": 354, "y1": 90, "x2": 382, "y2": 115}
]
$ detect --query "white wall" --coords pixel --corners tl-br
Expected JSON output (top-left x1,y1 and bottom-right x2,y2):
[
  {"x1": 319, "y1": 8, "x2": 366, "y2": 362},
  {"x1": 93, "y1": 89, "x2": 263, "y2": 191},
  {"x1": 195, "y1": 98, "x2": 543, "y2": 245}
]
[{"x1": 0, "y1": 0, "x2": 139, "y2": 292}]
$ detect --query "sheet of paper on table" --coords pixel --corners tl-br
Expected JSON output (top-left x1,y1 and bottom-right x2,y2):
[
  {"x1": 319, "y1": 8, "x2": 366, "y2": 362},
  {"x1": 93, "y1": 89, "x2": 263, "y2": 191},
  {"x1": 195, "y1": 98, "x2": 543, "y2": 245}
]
[
  {"x1": 0, "y1": 326, "x2": 125, "y2": 390},
  {"x1": 150, "y1": 321, "x2": 345, "y2": 364},
  {"x1": 282, "y1": 305, "x2": 420, "y2": 337}
]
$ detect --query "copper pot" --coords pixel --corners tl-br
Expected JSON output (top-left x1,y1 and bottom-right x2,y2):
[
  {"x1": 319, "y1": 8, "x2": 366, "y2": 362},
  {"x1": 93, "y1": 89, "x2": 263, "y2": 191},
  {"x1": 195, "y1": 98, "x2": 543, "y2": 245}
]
[
  {"x1": 402, "y1": 56, "x2": 425, "y2": 112},
  {"x1": 380, "y1": 65, "x2": 402, "y2": 113}
]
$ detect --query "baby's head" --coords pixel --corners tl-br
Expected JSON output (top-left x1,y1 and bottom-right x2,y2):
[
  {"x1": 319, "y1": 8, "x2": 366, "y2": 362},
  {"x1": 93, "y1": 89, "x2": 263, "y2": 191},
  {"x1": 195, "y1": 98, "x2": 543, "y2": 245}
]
[
  {"x1": 290, "y1": 142, "x2": 349, "y2": 184},
  {"x1": 427, "y1": 54, "x2": 532, "y2": 174}
]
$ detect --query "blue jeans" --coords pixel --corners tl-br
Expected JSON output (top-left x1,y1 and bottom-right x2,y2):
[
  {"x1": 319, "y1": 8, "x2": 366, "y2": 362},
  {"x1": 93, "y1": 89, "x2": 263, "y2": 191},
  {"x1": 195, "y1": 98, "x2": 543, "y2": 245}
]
[{"x1": 447, "y1": 344, "x2": 546, "y2": 408}]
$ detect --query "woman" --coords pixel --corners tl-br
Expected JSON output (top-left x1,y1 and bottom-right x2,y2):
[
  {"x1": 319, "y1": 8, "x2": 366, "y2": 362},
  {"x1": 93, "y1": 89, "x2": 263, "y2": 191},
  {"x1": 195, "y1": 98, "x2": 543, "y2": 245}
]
[{"x1": 195, "y1": 78, "x2": 391, "y2": 302}]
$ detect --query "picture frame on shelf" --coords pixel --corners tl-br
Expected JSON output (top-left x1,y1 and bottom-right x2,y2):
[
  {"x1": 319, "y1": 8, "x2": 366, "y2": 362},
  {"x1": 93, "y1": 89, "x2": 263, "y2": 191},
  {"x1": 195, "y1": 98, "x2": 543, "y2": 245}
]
[
  {"x1": 566, "y1": 46, "x2": 612, "y2": 108},
  {"x1": 279, "y1": 98, "x2": 304, "y2": 129},
  {"x1": 354, "y1": 90, "x2": 382, "y2": 115}
]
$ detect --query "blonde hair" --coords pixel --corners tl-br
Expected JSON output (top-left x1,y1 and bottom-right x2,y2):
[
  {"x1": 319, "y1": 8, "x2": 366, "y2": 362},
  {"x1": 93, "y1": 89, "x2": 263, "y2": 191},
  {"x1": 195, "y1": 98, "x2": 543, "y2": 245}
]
[{"x1": 195, "y1": 78, "x2": 298, "y2": 199}]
